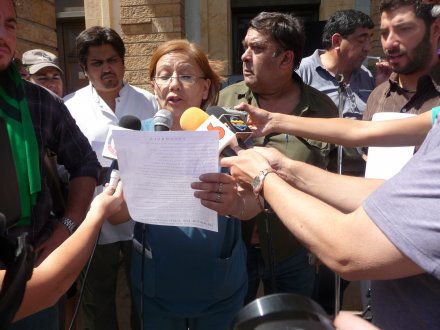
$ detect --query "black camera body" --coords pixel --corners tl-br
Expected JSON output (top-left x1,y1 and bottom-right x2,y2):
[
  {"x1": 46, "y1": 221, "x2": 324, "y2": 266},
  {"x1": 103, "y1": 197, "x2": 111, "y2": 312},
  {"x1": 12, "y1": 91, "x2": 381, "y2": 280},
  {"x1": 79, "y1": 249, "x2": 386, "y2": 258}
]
[
  {"x1": 0, "y1": 117, "x2": 34, "y2": 327},
  {"x1": 230, "y1": 293, "x2": 335, "y2": 330}
]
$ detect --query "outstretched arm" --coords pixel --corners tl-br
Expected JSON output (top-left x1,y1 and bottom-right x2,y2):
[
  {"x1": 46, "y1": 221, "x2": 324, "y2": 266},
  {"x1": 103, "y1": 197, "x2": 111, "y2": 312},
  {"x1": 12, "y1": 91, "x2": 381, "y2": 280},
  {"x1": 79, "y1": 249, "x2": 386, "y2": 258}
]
[
  {"x1": 234, "y1": 146, "x2": 382, "y2": 212},
  {"x1": 2, "y1": 183, "x2": 124, "y2": 321},
  {"x1": 221, "y1": 149, "x2": 424, "y2": 280},
  {"x1": 236, "y1": 102, "x2": 431, "y2": 147}
]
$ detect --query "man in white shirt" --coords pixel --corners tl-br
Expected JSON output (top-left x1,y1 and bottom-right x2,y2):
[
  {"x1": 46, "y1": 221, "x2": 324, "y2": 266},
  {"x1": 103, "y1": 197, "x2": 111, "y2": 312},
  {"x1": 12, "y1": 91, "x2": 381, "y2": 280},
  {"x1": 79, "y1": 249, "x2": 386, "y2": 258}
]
[{"x1": 64, "y1": 26, "x2": 157, "y2": 330}]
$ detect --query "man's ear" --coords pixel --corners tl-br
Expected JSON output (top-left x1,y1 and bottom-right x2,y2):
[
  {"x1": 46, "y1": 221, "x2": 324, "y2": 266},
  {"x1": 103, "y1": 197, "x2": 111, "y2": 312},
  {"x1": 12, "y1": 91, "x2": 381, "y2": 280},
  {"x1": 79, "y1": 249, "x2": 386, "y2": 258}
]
[
  {"x1": 280, "y1": 50, "x2": 294, "y2": 69},
  {"x1": 331, "y1": 33, "x2": 343, "y2": 50},
  {"x1": 431, "y1": 16, "x2": 440, "y2": 42},
  {"x1": 80, "y1": 65, "x2": 87, "y2": 77}
]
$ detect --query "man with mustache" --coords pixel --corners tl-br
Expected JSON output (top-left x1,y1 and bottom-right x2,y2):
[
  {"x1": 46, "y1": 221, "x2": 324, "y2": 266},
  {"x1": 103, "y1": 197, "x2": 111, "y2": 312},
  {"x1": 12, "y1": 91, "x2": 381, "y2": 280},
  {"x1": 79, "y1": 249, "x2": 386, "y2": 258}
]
[
  {"x1": 219, "y1": 12, "x2": 338, "y2": 305},
  {"x1": 64, "y1": 26, "x2": 157, "y2": 330},
  {"x1": 363, "y1": 0, "x2": 440, "y2": 121},
  {"x1": 297, "y1": 10, "x2": 375, "y2": 121}
]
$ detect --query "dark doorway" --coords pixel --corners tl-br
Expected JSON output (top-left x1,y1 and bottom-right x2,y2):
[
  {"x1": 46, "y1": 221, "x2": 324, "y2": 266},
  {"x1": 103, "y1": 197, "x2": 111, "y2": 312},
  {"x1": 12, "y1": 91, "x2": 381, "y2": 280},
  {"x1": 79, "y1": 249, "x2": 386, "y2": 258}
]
[{"x1": 57, "y1": 19, "x2": 87, "y2": 95}]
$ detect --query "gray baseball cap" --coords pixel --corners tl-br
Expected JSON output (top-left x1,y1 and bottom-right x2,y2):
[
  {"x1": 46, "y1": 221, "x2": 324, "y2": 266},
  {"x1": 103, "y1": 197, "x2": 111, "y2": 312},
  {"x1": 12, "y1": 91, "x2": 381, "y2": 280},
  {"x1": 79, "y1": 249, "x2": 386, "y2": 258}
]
[{"x1": 22, "y1": 49, "x2": 63, "y2": 75}]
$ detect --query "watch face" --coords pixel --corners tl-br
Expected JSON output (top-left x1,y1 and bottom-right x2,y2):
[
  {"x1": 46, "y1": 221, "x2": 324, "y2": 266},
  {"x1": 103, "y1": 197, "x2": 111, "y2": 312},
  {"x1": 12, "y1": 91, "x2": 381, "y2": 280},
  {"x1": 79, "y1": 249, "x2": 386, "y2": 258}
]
[{"x1": 252, "y1": 175, "x2": 261, "y2": 190}]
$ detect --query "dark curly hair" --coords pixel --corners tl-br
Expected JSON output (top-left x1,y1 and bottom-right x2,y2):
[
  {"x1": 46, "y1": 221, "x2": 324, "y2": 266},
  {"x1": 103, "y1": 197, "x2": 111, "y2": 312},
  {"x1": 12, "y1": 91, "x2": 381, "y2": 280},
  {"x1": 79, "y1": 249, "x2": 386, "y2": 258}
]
[
  {"x1": 379, "y1": 0, "x2": 435, "y2": 27},
  {"x1": 322, "y1": 10, "x2": 374, "y2": 50},
  {"x1": 249, "y1": 11, "x2": 305, "y2": 70},
  {"x1": 76, "y1": 26, "x2": 126, "y2": 69}
]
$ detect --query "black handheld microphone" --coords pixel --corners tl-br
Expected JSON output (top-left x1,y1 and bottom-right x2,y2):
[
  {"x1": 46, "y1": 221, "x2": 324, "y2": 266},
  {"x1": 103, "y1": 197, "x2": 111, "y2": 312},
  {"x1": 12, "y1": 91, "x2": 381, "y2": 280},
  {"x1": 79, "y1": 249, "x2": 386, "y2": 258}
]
[
  {"x1": 153, "y1": 109, "x2": 173, "y2": 131},
  {"x1": 104, "y1": 115, "x2": 142, "y2": 185},
  {"x1": 118, "y1": 115, "x2": 142, "y2": 131},
  {"x1": 206, "y1": 106, "x2": 252, "y2": 149}
]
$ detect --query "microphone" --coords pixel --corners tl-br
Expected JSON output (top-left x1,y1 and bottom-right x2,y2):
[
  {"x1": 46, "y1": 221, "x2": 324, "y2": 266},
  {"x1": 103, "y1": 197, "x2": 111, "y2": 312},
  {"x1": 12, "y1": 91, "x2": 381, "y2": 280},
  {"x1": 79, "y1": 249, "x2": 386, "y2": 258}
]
[
  {"x1": 118, "y1": 115, "x2": 142, "y2": 131},
  {"x1": 179, "y1": 107, "x2": 237, "y2": 157},
  {"x1": 104, "y1": 115, "x2": 142, "y2": 185},
  {"x1": 153, "y1": 109, "x2": 173, "y2": 131},
  {"x1": 206, "y1": 106, "x2": 252, "y2": 146}
]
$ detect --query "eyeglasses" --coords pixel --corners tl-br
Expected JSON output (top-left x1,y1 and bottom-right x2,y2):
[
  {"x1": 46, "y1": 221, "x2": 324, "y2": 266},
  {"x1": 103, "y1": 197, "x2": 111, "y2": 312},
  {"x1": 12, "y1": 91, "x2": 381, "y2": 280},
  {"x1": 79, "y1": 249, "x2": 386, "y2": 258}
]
[{"x1": 153, "y1": 75, "x2": 205, "y2": 86}]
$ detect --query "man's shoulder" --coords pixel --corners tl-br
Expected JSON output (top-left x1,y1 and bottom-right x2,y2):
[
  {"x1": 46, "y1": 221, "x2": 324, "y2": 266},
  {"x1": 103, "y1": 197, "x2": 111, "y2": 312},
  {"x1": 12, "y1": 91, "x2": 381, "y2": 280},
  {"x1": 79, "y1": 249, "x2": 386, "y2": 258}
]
[
  {"x1": 219, "y1": 81, "x2": 249, "y2": 106},
  {"x1": 297, "y1": 51, "x2": 325, "y2": 85},
  {"x1": 298, "y1": 52, "x2": 317, "y2": 69},
  {"x1": 301, "y1": 84, "x2": 338, "y2": 117},
  {"x1": 63, "y1": 85, "x2": 90, "y2": 105},
  {"x1": 220, "y1": 80, "x2": 248, "y2": 95},
  {"x1": 121, "y1": 84, "x2": 157, "y2": 118},
  {"x1": 23, "y1": 80, "x2": 64, "y2": 107},
  {"x1": 358, "y1": 64, "x2": 374, "y2": 78},
  {"x1": 354, "y1": 65, "x2": 375, "y2": 88},
  {"x1": 368, "y1": 78, "x2": 389, "y2": 98},
  {"x1": 123, "y1": 83, "x2": 155, "y2": 100}
]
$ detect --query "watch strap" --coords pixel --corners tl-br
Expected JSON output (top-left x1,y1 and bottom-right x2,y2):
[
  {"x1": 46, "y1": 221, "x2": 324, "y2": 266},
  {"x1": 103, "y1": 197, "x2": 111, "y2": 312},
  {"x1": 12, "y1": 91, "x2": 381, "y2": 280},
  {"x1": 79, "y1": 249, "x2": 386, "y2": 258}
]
[
  {"x1": 60, "y1": 216, "x2": 77, "y2": 234},
  {"x1": 253, "y1": 168, "x2": 276, "y2": 196}
]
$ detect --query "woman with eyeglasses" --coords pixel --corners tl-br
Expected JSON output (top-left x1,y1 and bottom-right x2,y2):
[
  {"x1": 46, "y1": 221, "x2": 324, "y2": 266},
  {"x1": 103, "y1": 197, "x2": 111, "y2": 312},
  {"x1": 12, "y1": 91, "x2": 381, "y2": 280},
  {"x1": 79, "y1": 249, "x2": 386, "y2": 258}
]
[{"x1": 109, "y1": 39, "x2": 260, "y2": 330}]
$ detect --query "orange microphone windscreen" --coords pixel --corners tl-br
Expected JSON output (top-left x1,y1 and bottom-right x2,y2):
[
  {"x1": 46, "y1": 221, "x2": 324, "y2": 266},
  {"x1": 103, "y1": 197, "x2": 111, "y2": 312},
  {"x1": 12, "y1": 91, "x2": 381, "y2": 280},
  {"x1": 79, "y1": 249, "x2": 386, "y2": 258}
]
[{"x1": 179, "y1": 107, "x2": 209, "y2": 131}]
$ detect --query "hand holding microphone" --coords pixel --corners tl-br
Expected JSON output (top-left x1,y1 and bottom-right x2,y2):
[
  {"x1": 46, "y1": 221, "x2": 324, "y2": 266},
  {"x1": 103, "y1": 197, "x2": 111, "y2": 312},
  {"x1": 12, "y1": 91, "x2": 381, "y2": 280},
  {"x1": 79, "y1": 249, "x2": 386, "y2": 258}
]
[
  {"x1": 179, "y1": 107, "x2": 238, "y2": 157},
  {"x1": 104, "y1": 115, "x2": 142, "y2": 186},
  {"x1": 108, "y1": 169, "x2": 120, "y2": 190},
  {"x1": 206, "y1": 106, "x2": 252, "y2": 148},
  {"x1": 232, "y1": 103, "x2": 276, "y2": 138}
]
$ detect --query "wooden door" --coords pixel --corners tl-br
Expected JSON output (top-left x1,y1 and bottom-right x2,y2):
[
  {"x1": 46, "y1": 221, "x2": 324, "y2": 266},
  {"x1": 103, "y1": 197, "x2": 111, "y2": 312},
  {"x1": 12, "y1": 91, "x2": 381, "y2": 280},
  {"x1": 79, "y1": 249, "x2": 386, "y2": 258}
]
[{"x1": 57, "y1": 19, "x2": 87, "y2": 96}]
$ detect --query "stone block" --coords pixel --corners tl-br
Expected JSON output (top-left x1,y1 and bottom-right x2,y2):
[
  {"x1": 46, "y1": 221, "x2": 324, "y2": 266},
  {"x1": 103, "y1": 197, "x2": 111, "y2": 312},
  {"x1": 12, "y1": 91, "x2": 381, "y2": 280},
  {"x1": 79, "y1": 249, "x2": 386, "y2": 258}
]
[
  {"x1": 16, "y1": 0, "x2": 56, "y2": 28},
  {"x1": 124, "y1": 56, "x2": 151, "y2": 70},
  {"x1": 17, "y1": 23, "x2": 57, "y2": 48},
  {"x1": 124, "y1": 43, "x2": 157, "y2": 57},
  {"x1": 122, "y1": 23, "x2": 153, "y2": 34},
  {"x1": 151, "y1": 17, "x2": 174, "y2": 33}
]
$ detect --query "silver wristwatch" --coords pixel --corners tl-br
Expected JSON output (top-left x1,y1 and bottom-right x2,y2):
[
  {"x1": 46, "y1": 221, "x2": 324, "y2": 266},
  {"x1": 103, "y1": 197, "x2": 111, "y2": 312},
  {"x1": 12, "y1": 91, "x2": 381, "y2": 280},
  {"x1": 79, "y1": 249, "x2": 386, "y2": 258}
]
[
  {"x1": 60, "y1": 216, "x2": 77, "y2": 234},
  {"x1": 252, "y1": 168, "x2": 275, "y2": 196}
]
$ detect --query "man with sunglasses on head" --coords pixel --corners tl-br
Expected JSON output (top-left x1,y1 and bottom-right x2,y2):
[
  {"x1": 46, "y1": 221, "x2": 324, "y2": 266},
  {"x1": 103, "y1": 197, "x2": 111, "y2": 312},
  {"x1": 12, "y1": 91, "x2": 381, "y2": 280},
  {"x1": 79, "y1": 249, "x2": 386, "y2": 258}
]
[{"x1": 219, "y1": 11, "x2": 338, "y2": 306}]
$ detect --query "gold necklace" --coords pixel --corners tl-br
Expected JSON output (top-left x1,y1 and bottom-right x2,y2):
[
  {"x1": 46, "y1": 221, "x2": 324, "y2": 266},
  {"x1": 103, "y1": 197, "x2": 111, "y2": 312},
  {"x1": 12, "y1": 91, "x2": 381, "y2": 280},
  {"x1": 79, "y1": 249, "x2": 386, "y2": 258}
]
[{"x1": 398, "y1": 78, "x2": 417, "y2": 93}]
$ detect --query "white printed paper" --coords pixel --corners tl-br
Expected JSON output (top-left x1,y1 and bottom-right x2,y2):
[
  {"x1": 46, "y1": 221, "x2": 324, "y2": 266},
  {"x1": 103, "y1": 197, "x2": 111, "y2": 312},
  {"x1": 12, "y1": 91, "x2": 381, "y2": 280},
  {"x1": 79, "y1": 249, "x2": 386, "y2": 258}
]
[
  {"x1": 112, "y1": 130, "x2": 219, "y2": 231},
  {"x1": 365, "y1": 112, "x2": 416, "y2": 179}
]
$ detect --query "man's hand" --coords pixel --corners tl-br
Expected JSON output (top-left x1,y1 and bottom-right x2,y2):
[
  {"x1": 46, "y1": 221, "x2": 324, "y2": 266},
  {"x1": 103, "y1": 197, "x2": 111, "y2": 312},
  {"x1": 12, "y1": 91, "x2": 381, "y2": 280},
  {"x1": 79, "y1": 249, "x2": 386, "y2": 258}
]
[
  {"x1": 334, "y1": 312, "x2": 379, "y2": 330},
  {"x1": 251, "y1": 147, "x2": 289, "y2": 173},
  {"x1": 375, "y1": 59, "x2": 392, "y2": 86},
  {"x1": 220, "y1": 148, "x2": 272, "y2": 185},
  {"x1": 234, "y1": 103, "x2": 274, "y2": 137}
]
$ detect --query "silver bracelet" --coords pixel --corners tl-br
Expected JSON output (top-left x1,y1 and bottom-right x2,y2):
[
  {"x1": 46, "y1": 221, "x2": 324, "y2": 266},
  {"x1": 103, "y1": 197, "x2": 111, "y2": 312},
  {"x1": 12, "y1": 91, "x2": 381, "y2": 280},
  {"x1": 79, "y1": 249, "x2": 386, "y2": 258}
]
[{"x1": 60, "y1": 216, "x2": 77, "y2": 234}]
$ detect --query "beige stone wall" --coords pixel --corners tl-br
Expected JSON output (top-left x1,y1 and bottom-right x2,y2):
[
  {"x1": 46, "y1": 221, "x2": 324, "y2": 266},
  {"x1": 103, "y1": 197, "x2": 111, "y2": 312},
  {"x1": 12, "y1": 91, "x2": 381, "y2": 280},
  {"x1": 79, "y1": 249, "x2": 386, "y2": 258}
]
[
  {"x1": 15, "y1": 0, "x2": 58, "y2": 59},
  {"x1": 371, "y1": 0, "x2": 385, "y2": 57},
  {"x1": 319, "y1": 0, "x2": 356, "y2": 20},
  {"x1": 200, "y1": 0, "x2": 231, "y2": 75},
  {"x1": 84, "y1": 0, "x2": 112, "y2": 28},
  {"x1": 320, "y1": 0, "x2": 383, "y2": 58},
  {"x1": 119, "y1": 0, "x2": 185, "y2": 90},
  {"x1": 78, "y1": 0, "x2": 384, "y2": 87}
]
